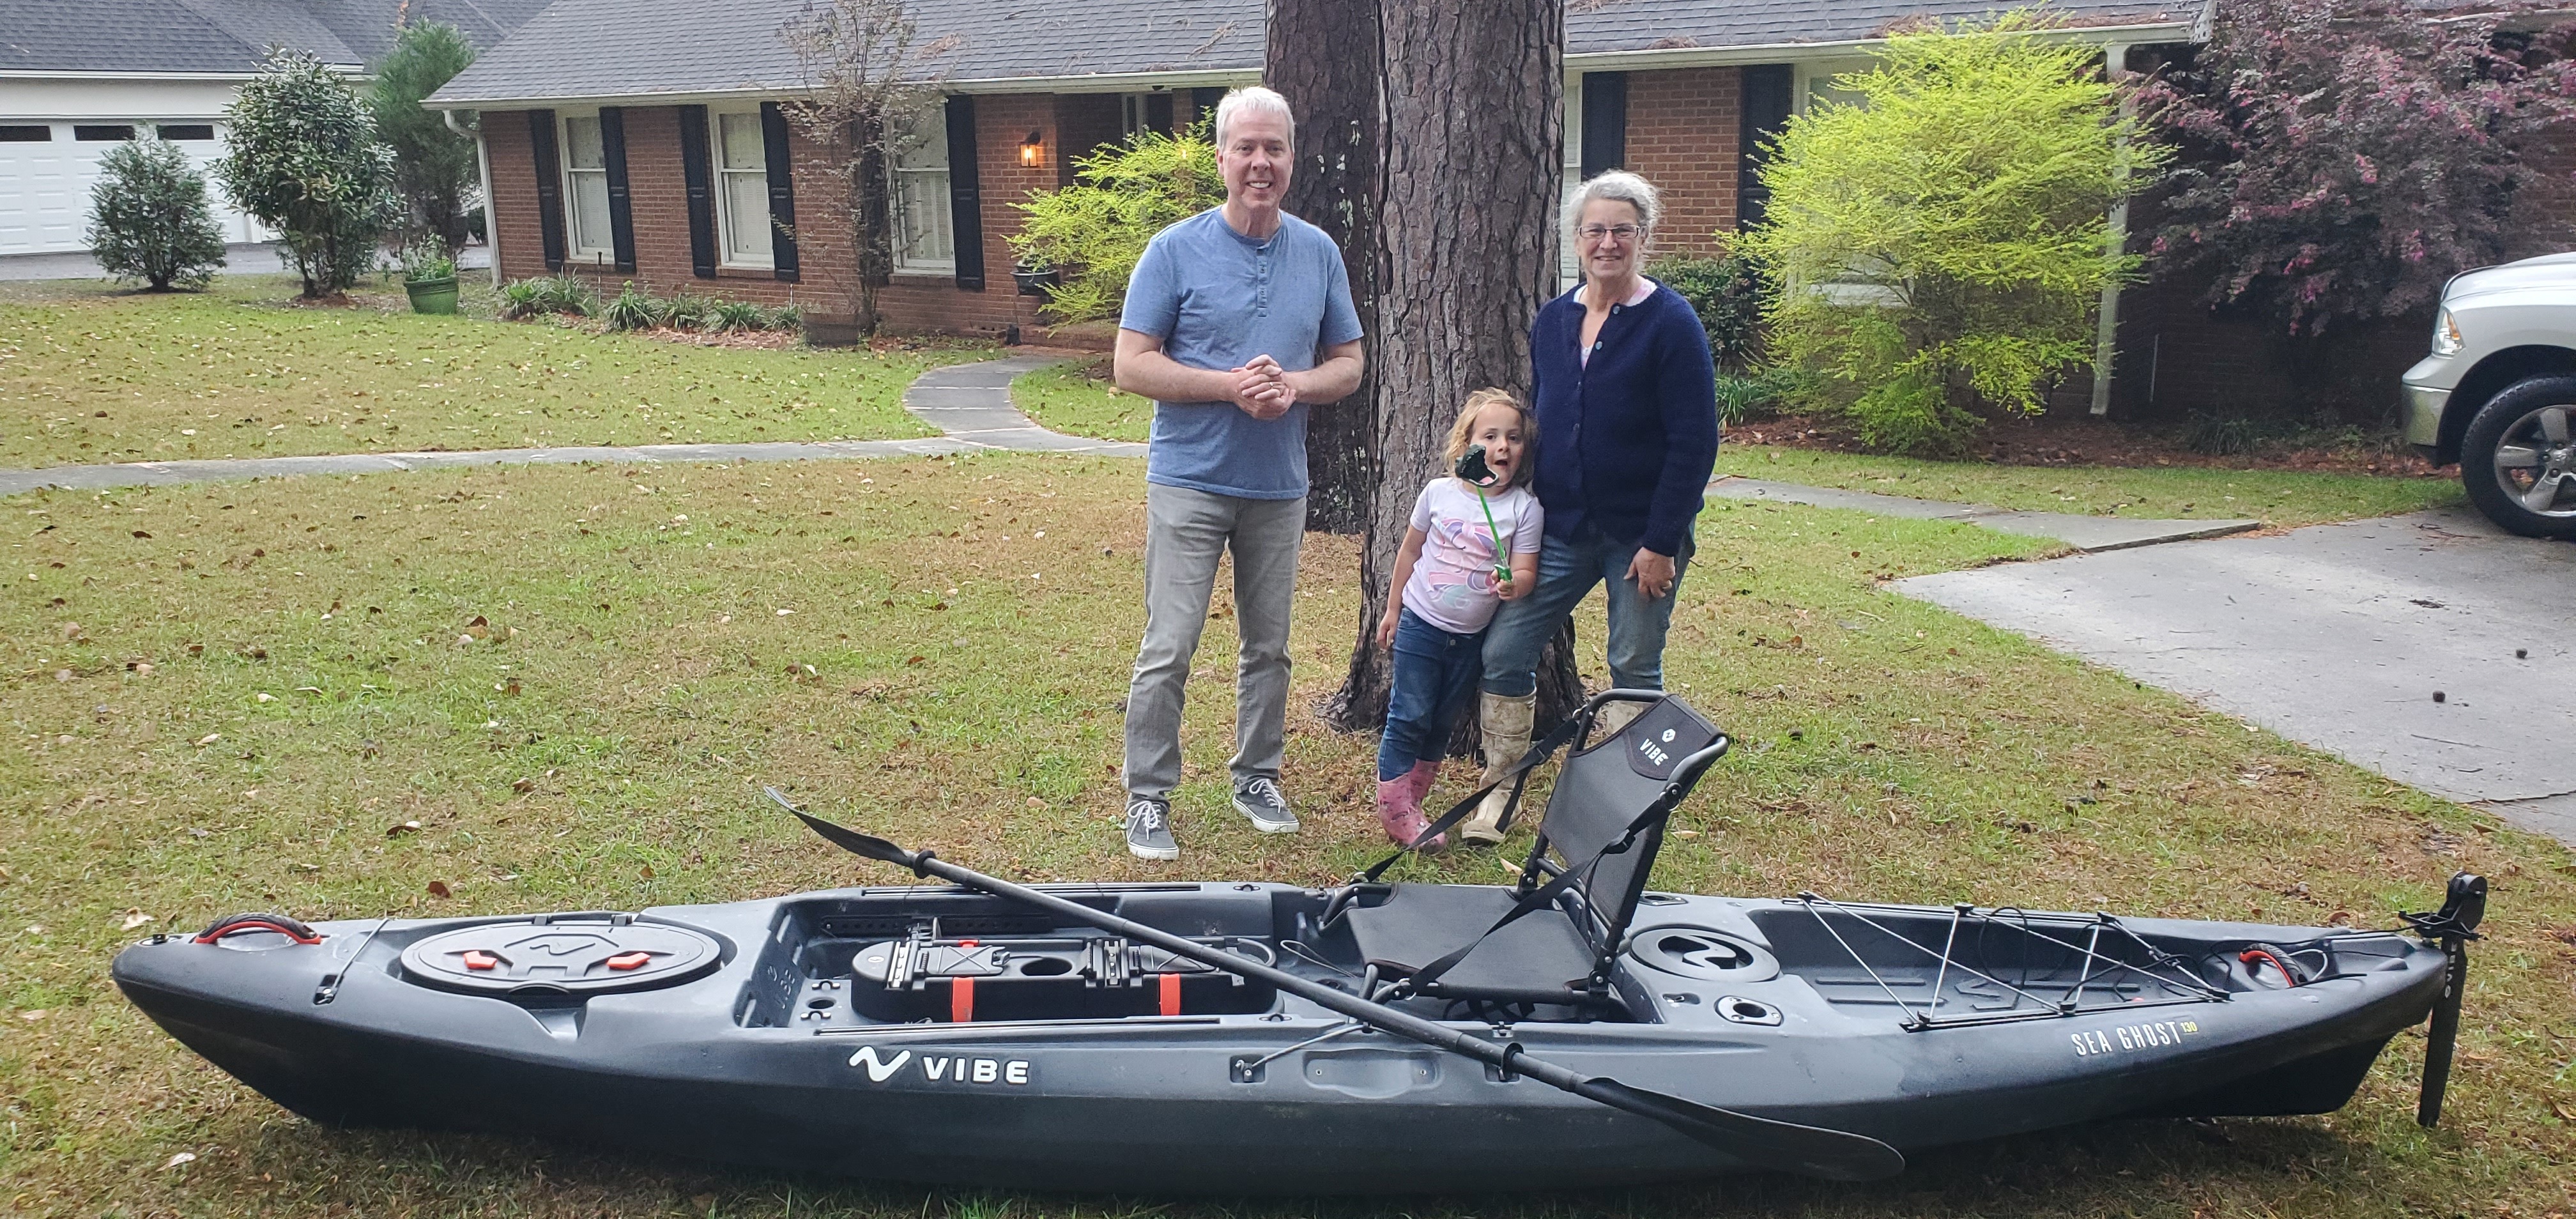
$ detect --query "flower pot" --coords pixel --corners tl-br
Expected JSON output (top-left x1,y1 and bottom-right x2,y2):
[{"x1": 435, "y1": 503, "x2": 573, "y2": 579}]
[
  {"x1": 405, "y1": 275, "x2": 460, "y2": 316},
  {"x1": 1012, "y1": 265, "x2": 1060, "y2": 296}
]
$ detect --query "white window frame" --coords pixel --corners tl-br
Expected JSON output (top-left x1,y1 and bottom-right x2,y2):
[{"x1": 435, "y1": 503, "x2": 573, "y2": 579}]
[
  {"x1": 888, "y1": 107, "x2": 954, "y2": 275},
  {"x1": 710, "y1": 107, "x2": 776, "y2": 271},
  {"x1": 558, "y1": 111, "x2": 613, "y2": 262}
]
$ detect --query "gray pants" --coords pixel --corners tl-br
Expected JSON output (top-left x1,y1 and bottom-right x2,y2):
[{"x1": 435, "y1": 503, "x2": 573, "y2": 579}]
[{"x1": 1123, "y1": 484, "x2": 1307, "y2": 801}]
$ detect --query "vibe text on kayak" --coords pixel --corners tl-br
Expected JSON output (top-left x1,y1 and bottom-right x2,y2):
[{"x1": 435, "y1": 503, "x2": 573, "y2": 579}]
[
  {"x1": 849, "y1": 1046, "x2": 1032, "y2": 1085},
  {"x1": 2070, "y1": 1018, "x2": 2199, "y2": 1057}
]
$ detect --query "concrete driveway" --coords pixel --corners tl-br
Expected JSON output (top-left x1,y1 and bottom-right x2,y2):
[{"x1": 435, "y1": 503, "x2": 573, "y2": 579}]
[{"x1": 1899, "y1": 505, "x2": 2576, "y2": 845}]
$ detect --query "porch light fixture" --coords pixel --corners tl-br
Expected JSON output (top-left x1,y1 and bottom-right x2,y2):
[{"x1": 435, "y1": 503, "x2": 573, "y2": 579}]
[{"x1": 1019, "y1": 131, "x2": 1044, "y2": 168}]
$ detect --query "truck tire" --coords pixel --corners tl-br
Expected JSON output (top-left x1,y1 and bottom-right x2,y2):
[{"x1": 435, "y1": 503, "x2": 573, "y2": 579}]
[{"x1": 2458, "y1": 376, "x2": 2576, "y2": 540}]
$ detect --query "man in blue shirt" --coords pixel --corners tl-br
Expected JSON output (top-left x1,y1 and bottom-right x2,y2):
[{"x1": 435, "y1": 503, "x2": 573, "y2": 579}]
[{"x1": 1112, "y1": 86, "x2": 1365, "y2": 861}]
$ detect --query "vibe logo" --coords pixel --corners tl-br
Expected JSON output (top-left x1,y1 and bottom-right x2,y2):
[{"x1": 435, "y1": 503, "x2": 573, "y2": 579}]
[{"x1": 847, "y1": 1046, "x2": 1031, "y2": 1086}]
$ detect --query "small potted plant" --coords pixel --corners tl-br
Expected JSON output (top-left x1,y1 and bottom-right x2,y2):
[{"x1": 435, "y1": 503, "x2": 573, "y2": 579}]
[
  {"x1": 1011, "y1": 256, "x2": 1060, "y2": 297},
  {"x1": 401, "y1": 241, "x2": 460, "y2": 315}
]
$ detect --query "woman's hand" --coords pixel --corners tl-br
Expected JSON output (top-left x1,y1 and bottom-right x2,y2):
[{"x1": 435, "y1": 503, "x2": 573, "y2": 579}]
[
  {"x1": 1625, "y1": 548, "x2": 1677, "y2": 600},
  {"x1": 1376, "y1": 606, "x2": 1400, "y2": 650}
]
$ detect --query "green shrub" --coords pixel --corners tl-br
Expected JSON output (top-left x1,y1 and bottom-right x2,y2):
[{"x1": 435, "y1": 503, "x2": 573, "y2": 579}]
[
  {"x1": 663, "y1": 292, "x2": 714, "y2": 332},
  {"x1": 1008, "y1": 122, "x2": 1223, "y2": 323},
  {"x1": 1712, "y1": 368, "x2": 1807, "y2": 427},
  {"x1": 766, "y1": 303, "x2": 803, "y2": 334},
  {"x1": 367, "y1": 22, "x2": 478, "y2": 251},
  {"x1": 396, "y1": 239, "x2": 456, "y2": 284},
  {"x1": 215, "y1": 50, "x2": 398, "y2": 298},
  {"x1": 84, "y1": 139, "x2": 227, "y2": 291},
  {"x1": 601, "y1": 282, "x2": 661, "y2": 332},
  {"x1": 537, "y1": 275, "x2": 595, "y2": 317},
  {"x1": 1735, "y1": 12, "x2": 2163, "y2": 455},
  {"x1": 498, "y1": 279, "x2": 545, "y2": 319},
  {"x1": 710, "y1": 300, "x2": 766, "y2": 332},
  {"x1": 1651, "y1": 252, "x2": 1766, "y2": 371}
]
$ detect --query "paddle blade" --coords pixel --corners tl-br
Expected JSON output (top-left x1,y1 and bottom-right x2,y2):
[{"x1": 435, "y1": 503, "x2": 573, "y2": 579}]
[
  {"x1": 1577, "y1": 1078, "x2": 1905, "y2": 1183},
  {"x1": 769, "y1": 789, "x2": 916, "y2": 869}
]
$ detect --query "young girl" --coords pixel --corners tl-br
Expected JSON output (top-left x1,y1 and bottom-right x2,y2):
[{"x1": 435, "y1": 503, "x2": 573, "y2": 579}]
[{"x1": 1373, "y1": 388, "x2": 1543, "y2": 848}]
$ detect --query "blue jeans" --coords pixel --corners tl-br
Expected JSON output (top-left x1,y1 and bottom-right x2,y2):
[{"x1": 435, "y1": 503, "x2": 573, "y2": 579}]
[
  {"x1": 1480, "y1": 521, "x2": 1694, "y2": 698},
  {"x1": 1378, "y1": 608, "x2": 1485, "y2": 781}
]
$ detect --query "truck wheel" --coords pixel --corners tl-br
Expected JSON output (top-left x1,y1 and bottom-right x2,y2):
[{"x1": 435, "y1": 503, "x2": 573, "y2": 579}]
[{"x1": 2459, "y1": 376, "x2": 2576, "y2": 540}]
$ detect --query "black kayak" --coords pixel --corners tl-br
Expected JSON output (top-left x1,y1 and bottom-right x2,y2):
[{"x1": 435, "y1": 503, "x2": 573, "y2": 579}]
[{"x1": 114, "y1": 693, "x2": 2483, "y2": 1193}]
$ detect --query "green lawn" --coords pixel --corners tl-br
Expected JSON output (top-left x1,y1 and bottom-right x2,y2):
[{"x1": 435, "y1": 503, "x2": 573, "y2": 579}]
[
  {"x1": 1, "y1": 454, "x2": 2566, "y2": 1218},
  {"x1": 0, "y1": 275, "x2": 983, "y2": 468},
  {"x1": 1011, "y1": 355, "x2": 1152, "y2": 443},
  {"x1": 1717, "y1": 445, "x2": 2464, "y2": 528}
]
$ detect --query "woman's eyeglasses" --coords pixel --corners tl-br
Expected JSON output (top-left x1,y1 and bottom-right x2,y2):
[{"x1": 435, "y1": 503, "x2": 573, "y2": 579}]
[{"x1": 1578, "y1": 224, "x2": 1643, "y2": 243}]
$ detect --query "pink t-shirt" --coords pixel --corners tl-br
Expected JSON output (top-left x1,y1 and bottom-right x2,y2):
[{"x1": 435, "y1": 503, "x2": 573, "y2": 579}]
[{"x1": 1400, "y1": 477, "x2": 1543, "y2": 634}]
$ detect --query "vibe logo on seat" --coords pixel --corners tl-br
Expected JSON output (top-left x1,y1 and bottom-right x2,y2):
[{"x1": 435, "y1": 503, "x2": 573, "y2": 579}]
[{"x1": 848, "y1": 1046, "x2": 1032, "y2": 1085}]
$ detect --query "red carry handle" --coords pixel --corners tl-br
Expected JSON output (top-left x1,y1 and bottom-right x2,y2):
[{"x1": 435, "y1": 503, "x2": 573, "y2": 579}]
[{"x1": 194, "y1": 912, "x2": 323, "y2": 946}]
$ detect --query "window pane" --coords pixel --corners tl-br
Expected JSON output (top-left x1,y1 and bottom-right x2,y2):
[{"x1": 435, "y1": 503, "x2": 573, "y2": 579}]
[
  {"x1": 157, "y1": 124, "x2": 215, "y2": 141},
  {"x1": 723, "y1": 173, "x2": 772, "y2": 261},
  {"x1": 719, "y1": 112, "x2": 766, "y2": 171},
  {"x1": 571, "y1": 170, "x2": 611, "y2": 252},
  {"x1": 74, "y1": 125, "x2": 136, "y2": 141},
  {"x1": 893, "y1": 169, "x2": 951, "y2": 264},
  {"x1": 896, "y1": 106, "x2": 947, "y2": 171},
  {"x1": 0, "y1": 125, "x2": 49, "y2": 142},
  {"x1": 564, "y1": 116, "x2": 604, "y2": 169}
]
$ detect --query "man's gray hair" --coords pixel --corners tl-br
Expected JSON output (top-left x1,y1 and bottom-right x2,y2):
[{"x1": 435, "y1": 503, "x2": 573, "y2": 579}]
[
  {"x1": 1214, "y1": 86, "x2": 1295, "y2": 150},
  {"x1": 1561, "y1": 170, "x2": 1662, "y2": 246}
]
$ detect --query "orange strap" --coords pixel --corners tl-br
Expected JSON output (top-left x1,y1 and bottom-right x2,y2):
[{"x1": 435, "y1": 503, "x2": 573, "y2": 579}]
[
  {"x1": 1158, "y1": 971, "x2": 1182, "y2": 1016},
  {"x1": 951, "y1": 940, "x2": 978, "y2": 1022}
]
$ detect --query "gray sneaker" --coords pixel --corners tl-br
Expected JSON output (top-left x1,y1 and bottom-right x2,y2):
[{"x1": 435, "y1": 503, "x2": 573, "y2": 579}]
[
  {"x1": 1124, "y1": 796, "x2": 1178, "y2": 861},
  {"x1": 1232, "y1": 777, "x2": 1300, "y2": 834}
]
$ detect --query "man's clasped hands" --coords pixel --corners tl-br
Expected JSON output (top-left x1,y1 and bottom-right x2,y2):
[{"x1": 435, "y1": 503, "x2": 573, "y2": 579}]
[{"x1": 1226, "y1": 354, "x2": 1296, "y2": 420}]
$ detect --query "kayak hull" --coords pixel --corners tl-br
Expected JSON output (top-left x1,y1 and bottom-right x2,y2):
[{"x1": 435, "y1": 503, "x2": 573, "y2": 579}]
[{"x1": 114, "y1": 884, "x2": 2447, "y2": 1193}]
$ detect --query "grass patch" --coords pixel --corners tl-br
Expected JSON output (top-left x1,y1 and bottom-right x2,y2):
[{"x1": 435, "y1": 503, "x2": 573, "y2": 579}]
[
  {"x1": 0, "y1": 275, "x2": 986, "y2": 468},
  {"x1": 1011, "y1": 355, "x2": 1151, "y2": 442},
  {"x1": 0, "y1": 458, "x2": 2568, "y2": 1216},
  {"x1": 1718, "y1": 445, "x2": 2463, "y2": 528}
]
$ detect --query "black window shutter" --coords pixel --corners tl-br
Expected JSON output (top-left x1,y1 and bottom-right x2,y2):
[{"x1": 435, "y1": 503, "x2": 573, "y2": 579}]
[
  {"x1": 1191, "y1": 86, "x2": 1225, "y2": 130},
  {"x1": 760, "y1": 101, "x2": 799, "y2": 282},
  {"x1": 1738, "y1": 65, "x2": 1795, "y2": 230},
  {"x1": 678, "y1": 105, "x2": 717, "y2": 278},
  {"x1": 599, "y1": 106, "x2": 637, "y2": 273},
  {"x1": 1579, "y1": 73, "x2": 1627, "y2": 180},
  {"x1": 1145, "y1": 92, "x2": 1174, "y2": 134},
  {"x1": 528, "y1": 109, "x2": 565, "y2": 271},
  {"x1": 944, "y1": 94, "x2": 985, "y2": 291}
]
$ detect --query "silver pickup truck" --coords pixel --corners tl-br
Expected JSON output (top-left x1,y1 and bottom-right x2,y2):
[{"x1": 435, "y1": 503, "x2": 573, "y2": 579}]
[{"x1": 2402, "y1": 252, "x2": 2576, "y2": 539}]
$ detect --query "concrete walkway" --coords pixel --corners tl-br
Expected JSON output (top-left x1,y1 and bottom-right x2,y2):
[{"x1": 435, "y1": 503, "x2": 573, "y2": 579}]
[
  {"x1": 0, "y1": 241, "x2": 491, "y2": 282},
  {"x1": 0, "y1": 353, "x2": 1137, "y2": 497},
  {"x1": 1709, "y1": 476, "x2": 2260, "y2": 552},
  {"x1": 1899, "y1": 505, "x2": 2576, "y2": 846}
]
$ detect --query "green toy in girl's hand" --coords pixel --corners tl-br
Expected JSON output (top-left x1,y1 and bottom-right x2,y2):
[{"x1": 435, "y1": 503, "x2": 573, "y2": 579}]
[{"x1": 1453, "y1": 445, "x2": 1514, "y2": 586}]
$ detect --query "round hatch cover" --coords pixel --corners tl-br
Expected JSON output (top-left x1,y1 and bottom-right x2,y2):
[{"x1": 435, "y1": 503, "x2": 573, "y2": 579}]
[
  {"x1": 1625, "y1": 925, "x2": 1781, "y2": 983},
  {"x1": 399, "y1": 917, "x2": 723, "y2": 997}
]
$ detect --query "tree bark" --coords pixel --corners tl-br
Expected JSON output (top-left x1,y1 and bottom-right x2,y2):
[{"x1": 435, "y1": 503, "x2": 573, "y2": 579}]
[
  {"x1": 1322, "y1": 0, "x2": 1578, "y2": 736},
  {"x1": 1267, "y1": 0, "x2": 1382, "y2": 537}
]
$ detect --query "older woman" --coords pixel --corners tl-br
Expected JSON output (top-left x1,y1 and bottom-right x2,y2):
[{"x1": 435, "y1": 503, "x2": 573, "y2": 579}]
[{"x1": 1460, "y1": 170, "x2": 1720, "y2": 845}]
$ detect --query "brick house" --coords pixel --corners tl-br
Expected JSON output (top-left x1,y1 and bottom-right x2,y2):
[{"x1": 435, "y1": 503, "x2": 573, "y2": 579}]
[{"x1": 429, "y1": 0, "x2": 2196, "y2": 342}]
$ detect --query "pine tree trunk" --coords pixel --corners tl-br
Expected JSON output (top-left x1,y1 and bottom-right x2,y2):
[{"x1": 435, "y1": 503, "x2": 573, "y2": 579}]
[
  {"x1": 1268, "y1": 0, "x2": 1381, "y2": 537},
  {"x1": 1322, "y1": 0, "x2": 1579, "y2": 736}
]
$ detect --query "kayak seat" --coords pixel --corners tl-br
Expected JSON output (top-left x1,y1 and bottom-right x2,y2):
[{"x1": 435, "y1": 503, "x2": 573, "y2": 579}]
[{"x1": 1344, "y1": 691, "x2": 1729, "y2": 1009}]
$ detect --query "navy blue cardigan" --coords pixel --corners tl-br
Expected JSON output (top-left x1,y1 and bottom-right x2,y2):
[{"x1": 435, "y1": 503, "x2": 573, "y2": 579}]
[{"x1": 1528, "y1": 283, "x2": 1720, "y2": 558}]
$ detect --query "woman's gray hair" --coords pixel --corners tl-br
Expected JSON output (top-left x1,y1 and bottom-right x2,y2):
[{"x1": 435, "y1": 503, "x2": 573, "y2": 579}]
[
  {"x1": 1214, "y1": 86, "x2": 1296, "y2": 150},
  {"x1": 1561, "y1": 170, "x2": 1661, "y2": 247}
]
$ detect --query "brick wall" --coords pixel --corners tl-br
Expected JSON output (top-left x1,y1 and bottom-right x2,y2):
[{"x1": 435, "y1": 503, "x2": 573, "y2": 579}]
[
  {"x1": 482, "y1": 98, "x2": 1094, "y2": 339},
  {"x1": 1621, "y1": 66, "x2": 1742, "y2": 257}
]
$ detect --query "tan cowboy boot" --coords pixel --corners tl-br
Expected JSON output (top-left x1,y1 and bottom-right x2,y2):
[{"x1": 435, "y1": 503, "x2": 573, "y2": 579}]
[{"x1": 1461, "y1": 692, "x2": 1535, "y2": 845}]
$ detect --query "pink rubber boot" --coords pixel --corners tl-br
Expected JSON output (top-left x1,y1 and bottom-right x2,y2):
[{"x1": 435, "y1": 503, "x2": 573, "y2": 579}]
[{"x1": 1376, "y1": 775, "x2": 1444, "y2": 852}]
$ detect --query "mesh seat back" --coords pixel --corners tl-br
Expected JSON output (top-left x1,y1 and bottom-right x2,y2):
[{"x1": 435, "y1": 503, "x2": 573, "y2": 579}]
[{"x1": 1536, "y1": 696, "x2": 1723, "y2": 954}]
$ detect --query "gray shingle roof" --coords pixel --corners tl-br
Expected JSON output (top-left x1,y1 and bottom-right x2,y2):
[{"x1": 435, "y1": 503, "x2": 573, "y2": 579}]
[
  {"x1": 0, "y1": 0, "x2": 550, "y2": 75},
  {"x1": 429, "y1": 0, "x2": 2198, "y2": 106}
]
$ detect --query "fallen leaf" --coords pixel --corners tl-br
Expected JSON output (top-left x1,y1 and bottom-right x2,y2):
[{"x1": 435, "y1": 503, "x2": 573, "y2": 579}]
[
  {"x1": 512, "y1": 777, "x2": 534, "y2": 794},
  {"x1": 640, "y1": 865, "x2": 656, "y2": 880},
  {"x1": 425, "y1": 880, "x2": 451, "y2": 899},
  {"x1": 22, "y1": 1009, "x2": 47, "y2": 1022},
  {"x1": 467, "y1": 615, "x2": 489, "y2": 627},
  {"x1": 165, "y1": 1152, "x2": 195, "y2": 1169},
  {"x1": 386, "y1": 820, "x2": 422, "y2": 837},
  {"x1": 295, "y1": 686, "x2": 322, "y2": 695},
  {"x1": 2554, "y1": 1099, "x2": 2576, "y2": 1121},
  {"x1": 120, "y1": 910, "x2": 155, "y2": 930},
  {"x1": 255, "y1": 692, "x2": 275, "y2": 703},
  {"x1": 358, "y1": 740, "x2": 381, "y2": 758},
  {"x1": 194, "y1": 733, "x2": 220, "y2": 746}
]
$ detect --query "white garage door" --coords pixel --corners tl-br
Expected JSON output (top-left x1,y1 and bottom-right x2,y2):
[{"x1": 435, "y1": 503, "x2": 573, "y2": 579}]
[{"x1": 0, "y1": 122, "x2": 266, "y2": 256}]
